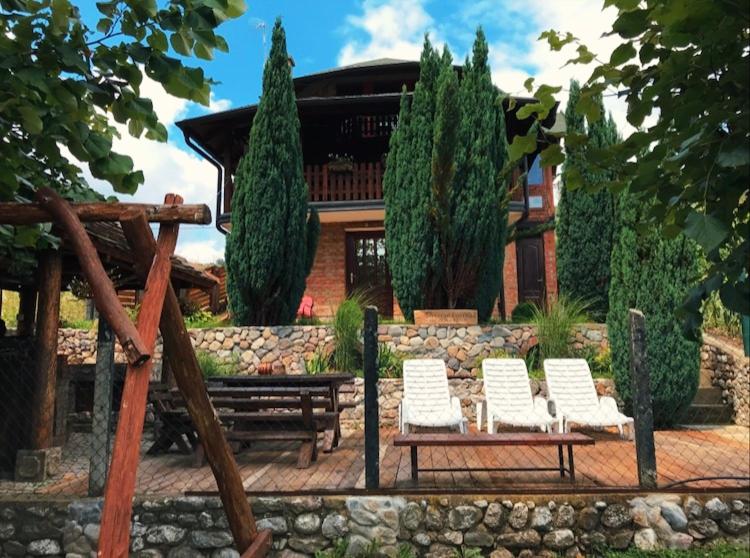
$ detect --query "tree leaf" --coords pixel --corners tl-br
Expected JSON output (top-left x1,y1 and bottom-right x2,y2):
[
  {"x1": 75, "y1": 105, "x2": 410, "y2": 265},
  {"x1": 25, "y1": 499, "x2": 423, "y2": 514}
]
[
  {"x1": 508, "y1": 131, "x2": 537, "y2": 162},
  {"x1": 610, "y1": 42, "x2": 636, "y2": 66},
  {"x1": 18, "y1": 106, "x2": 43, "y2": 134},
  {"x1": 684, "y1": 212, "x2": 729, "y2": 253},
  {"x1": 717, "y1": 144, "x2": 750, "y2": 168},
  {"x1": 539, "y1": 144, "x2": 564, "y2": 167}
]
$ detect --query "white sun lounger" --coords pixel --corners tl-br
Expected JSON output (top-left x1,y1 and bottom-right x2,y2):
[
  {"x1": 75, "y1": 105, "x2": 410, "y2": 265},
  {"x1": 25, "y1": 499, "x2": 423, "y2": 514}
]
[
  {"x1": 478, "y1": 358, "x2": 555, "y2": 433},
  {"x1": 399, "y1": 359, "x2": 467, "y2": 434},
  {"x1": 544, "y1": 358, "x2": 634, "y2": 439}
]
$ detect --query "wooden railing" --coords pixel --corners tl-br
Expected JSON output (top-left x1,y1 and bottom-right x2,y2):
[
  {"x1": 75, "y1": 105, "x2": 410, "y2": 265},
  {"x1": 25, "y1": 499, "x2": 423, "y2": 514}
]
[{"x1": 305, "y1": 162, "x2": 384, "y2": 203}]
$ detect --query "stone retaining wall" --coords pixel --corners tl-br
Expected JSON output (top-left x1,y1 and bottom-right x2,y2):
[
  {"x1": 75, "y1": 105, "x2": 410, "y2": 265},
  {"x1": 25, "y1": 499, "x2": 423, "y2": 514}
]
[
  {"x1": 339, "y1": 378, "x2": 617, "y2": 431},
  {"x1": 0, "y1": 494, "x2": 747, "y2": 557},
  {"x1": 701, "y1": 334, "x2": 750, "y2": 426},
  {"x1": 57, "y1": 323, "x2": 609, "y2": 377}
]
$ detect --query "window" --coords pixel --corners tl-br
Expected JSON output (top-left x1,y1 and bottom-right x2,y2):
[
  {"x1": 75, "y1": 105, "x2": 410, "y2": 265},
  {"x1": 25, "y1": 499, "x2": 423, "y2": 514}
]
[
  {"x1": 528, "y1": 156, "x2": 544, "y2": 186},
  {"x1": 529, "y1": 196, "x2": 543, "y2": 209}
]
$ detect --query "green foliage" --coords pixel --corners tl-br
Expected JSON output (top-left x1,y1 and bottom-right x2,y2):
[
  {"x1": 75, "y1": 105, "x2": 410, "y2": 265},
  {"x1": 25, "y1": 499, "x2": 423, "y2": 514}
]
[
  {"x1": 332, "y1": 298, "x2": 364, "y2": 373},
  {"x1": 511, "y1": 302, "x2": 538, "y2": 323},
  {"x1": 608, "y1": 190, "x2": 701, "y2": 427},
  {"x1": 473, "y1": 348, "x2": 512, "y2": 376},
  {"x1": 225, "y1": 19, "x2": 317, "y2": 325},
  {"x1": 383, "y1": 36, "x2": 441, "y2": 320},
  {"x1": 377, "y1": 343, "x2": 405, "y2": 378},
  {"x1": 0, "y1": 0, "x2": 245, "y2": 276},
  {"x1": 453, "y1": 547, "x2": 483, "y2": 558},
  {"x1": 556, "y1": 80, "x2": 619, "y2": 321},
  {"x1": 314, "y1": 538, "x2": 348, "y2": 558},
  {"x1": 531, "y1": 295, "x2": 590, "y2": 362},
  {"x1": 383, "y1": 29, "x2": 510, "y2": 321},
  {"x1": 184, "y1": 310, "x2": 226, "y2": 329},
  {"x1": 60, "y1": 318, "x2": 96, "y2": 330},
  {"x1": 196, "y1": 351, "x2": 234, "y2": 379},
  {"x1": 525, "y1": 2, "x2": 750, "y2": 326},
  {"x1": 305, "y1": 347, "x2": 330, "y2": 375},
  {"x1": 702, "y1": 291, "x2": 741, "y2": 338},
  {"x1": 601, "y1": 543, "x2": 746, "y2": 558},
  {"x1": 572, "y1": 345, "x2": 613, "y2": 378}
]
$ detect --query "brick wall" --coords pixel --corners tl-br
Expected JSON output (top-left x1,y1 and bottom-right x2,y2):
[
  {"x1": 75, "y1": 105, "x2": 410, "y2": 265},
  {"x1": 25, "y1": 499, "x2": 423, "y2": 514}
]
[
  {"x1": 501, "y1": 242, "x2": 518, "y2": 318},
  {"x1": 304, "y1": 220, "x2": 401, "y2": 318}
]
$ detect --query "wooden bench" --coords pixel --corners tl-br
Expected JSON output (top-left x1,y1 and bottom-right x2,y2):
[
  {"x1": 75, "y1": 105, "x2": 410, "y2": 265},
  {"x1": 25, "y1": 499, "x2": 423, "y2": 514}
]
[
  {"x1": 149, "y1": 384, "x2": 338, "y2": 468},
  {"x1": 393, "y1": 432, "x2": 595, "y2": 483}
]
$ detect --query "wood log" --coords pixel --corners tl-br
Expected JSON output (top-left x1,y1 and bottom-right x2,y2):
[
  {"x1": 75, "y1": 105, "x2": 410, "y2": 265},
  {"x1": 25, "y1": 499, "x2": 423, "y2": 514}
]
[
  {"x1": 34, "y1": 186, "x2": 149, "y2": 366},
  {"x1": 120, "y1": 211, "x2": 263, "y2": 554},
  {"x1": 0, "y1": 201, "x2": 211, "y2": 225},
  {"x1": 30, "y1": 250, "x2": 62, "y2": 450},
  {"x1": 98, "y1": 201, "x2": 181, "y2": 557}
]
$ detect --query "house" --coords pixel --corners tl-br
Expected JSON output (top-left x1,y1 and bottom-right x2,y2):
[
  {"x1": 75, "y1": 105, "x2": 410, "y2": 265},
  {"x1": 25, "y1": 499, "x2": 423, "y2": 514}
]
[{"x1": 177, "y1": 58, "x2": 559, "y2": 319}]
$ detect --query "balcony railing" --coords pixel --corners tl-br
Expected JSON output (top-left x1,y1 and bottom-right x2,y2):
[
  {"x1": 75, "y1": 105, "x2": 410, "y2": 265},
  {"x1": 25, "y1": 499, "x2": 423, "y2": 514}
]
[{"x1": 305, "y1": 162, "x2": 384, "y2": 204}]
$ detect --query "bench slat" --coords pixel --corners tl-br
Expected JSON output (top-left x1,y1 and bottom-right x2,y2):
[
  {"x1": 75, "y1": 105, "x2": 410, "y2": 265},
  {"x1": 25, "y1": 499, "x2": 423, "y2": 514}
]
[{"x1": 393, "y1": 433, "x2": 594, "y2": 446}]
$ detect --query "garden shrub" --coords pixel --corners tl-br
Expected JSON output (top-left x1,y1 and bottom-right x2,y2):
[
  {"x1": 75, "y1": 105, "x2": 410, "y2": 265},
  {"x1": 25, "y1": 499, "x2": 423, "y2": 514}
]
[
  {"x1": 531, "y1": 295, "x2": 589, "y2": 362},
  {"x1": 332, "y1": 299, "x2": 364, "y2": 373},
  {"x1": 304, "y1": 347, "x2": 329, "y2": 375},
  {"x1": 608, "y1": 190, "x2": 700, "y2": 427},
  {"x1": 511, "y1": 301, "x2": 537, "y2": 322},
  {"x1": 377, "y1": 343, "x2": 405, "y2": 378},
  {"x1": 196, "y1": 351, "x2": 234, "y2": 379}
]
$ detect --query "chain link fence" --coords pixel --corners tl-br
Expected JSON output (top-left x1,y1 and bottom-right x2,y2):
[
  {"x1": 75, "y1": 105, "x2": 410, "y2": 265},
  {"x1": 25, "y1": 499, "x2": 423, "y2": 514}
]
[{"x1": 0, "y1": 321, "x2": 748, "y2": 498}]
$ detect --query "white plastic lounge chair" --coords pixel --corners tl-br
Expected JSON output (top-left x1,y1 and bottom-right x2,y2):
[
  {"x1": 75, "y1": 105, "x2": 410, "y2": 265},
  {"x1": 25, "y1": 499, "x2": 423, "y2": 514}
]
[
  {"x1": 478, "y1": 358, "x2": 555, "y2": 433},
  {"x1": 399, "y1": 359, "x2": 467, "y2": 434},
  {"x1": 544, "y1": 358, "x2": 634, "y2": 439}
]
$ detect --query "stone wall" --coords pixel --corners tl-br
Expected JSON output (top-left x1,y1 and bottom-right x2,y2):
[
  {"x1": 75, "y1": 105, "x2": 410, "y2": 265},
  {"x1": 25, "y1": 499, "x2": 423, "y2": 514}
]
[
  {"x1": 339, "y1": 378, "x2": 617, "y2": 431},
  {"x1": 701, "y1": 334, "x2": 750, "y2": 427},
  {"x1": 57, "y1": 323, "x2": 609, "y2": 377},
  {"x1": 0, "y1": 494, "x2": 747, "y2": 557}
]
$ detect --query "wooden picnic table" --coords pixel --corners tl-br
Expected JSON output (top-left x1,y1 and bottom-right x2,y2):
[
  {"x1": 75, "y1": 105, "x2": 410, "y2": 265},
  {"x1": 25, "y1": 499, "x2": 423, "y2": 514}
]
[
  {"x1": 394, "y1": 432, "x2": 595, "y2": 483},
  {"x1": 149, "y1": 374, "x2": 355, "y2": 467},
  {"x1": 212, "y1": 374, "x2": 355, "y2": 453}
]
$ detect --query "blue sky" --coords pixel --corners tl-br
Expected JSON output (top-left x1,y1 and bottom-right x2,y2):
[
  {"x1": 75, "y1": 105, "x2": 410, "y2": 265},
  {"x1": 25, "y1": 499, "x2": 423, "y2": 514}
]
[{"x1": 81, "y1": 1, "x2": 621, "y2": 264}]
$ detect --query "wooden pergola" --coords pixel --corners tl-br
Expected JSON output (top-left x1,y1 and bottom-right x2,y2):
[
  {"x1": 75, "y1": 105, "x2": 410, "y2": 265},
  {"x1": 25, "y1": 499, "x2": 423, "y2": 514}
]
[{"x1": 0, "y1": 191, "x2": 270, "y2": 558}]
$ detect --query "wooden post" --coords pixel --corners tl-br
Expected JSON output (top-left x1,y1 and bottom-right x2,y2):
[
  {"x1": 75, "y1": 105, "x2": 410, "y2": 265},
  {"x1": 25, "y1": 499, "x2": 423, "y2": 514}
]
[
  {"x1": 363, "y1": 306, "x2": 379, "y2": 489},
  {"x1": 30, "y1": 250, "x2": 62, "y2": 450},
  {"x1": 121, "y1": 212, "x2": 265, "y2": 555},
  {"x1": 34, "y1": 186, "x2": 149, "y2": 366},
  {"x1": 99, "y1": 205, "x2": 180, "y2": 557},
  {"x1": 89, "y1": 318, "x2": 115, "y2": 497},
  {"x1": 628, "y1": 309, "x2": 658, "y2": 489},
  {"x1": 17, "y1": 286, "x2": 37, "y2": 336}
]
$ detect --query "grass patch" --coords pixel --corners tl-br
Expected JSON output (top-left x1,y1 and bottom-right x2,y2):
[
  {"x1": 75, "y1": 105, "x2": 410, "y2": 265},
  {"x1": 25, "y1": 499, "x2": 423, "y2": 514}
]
[{"x1": 601, "y1": 544, "x2": 747, "y2": 558}]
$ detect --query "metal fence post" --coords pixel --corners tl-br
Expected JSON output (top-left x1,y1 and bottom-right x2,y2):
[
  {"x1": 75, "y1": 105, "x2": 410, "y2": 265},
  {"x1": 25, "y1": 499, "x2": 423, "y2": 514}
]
[
  {"x1": 89, "y1": 317, "x2": 115, "y2": 496},
  {"x1": 628, "y1": 309, "x2": 658, "y2": 489},
  {"x1": 363, "y1": 306, "x2": 379, "y2": 489}
]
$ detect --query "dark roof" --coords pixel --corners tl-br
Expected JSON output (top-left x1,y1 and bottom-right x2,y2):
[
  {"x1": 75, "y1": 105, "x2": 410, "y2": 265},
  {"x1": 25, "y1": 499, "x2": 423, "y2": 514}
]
[{"x1": 0, "y1": 222, "x2": 218, "y2": 291}]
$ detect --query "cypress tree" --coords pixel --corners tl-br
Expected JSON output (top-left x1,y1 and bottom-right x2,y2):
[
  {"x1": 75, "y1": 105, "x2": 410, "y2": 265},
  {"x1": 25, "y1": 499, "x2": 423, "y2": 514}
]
[
  {"x1": 556, "y1": 80, "x2": 618, "y2": 320},
  {"x1": 607, "y1": 190, "x2": 701, "y2": 427},
  {"x1": 383, "y1": 36, "x2": 440, "y2": 320},
  {"x1": 452, "y1": 29, "x2": 509, "y2": 320},
  {"x1": 384, "y1": 30, "x2": 509, "y2": 321},
  {"x1": 225, "y1": 19, "x2": 318, "y2": 325}
]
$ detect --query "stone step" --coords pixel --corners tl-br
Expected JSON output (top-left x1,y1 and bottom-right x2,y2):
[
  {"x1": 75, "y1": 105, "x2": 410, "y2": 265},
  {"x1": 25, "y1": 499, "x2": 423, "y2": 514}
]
[
  {"x1": 682, "y1": 404, "x2": 734, "y2": 425},
  {"x1": 692, "y1": 387, "x2": 724, "y2": 405}
]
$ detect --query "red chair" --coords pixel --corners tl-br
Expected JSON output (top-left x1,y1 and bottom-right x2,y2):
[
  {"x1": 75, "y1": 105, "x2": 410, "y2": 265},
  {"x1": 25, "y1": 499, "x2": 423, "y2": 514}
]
[{"x1": 297, "y1": 296, "x2": 314, "y2": 319}]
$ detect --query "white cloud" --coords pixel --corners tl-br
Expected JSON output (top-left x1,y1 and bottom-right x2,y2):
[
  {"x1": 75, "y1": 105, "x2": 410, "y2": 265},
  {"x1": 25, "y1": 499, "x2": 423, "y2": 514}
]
[
  {"x1": 338, "y1": 0, "x2": 442, "y2": 65},
  {"x1": 79, "y1": 76, "x2": 232, "y2": 264},
  {"x1": 175, "y1": 238, "x2": 225, "y2": 264}
]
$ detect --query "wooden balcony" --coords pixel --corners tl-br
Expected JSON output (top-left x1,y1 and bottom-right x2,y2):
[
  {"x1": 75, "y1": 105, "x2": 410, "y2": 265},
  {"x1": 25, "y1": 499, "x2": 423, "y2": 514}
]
[{"x1": 305, "y1": 162, "x2": 384, "y2": 204}]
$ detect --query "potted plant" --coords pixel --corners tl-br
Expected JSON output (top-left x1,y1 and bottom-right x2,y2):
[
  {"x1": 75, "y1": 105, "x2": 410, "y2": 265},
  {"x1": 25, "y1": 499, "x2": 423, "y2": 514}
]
[{"x1": 327, "y1": 152, "x2": 354, "y2": 173}]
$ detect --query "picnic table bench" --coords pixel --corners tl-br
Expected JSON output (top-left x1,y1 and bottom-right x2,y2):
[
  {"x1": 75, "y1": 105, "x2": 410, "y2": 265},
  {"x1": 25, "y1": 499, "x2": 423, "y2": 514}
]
[
  {"x1": 393, "y1": 432, "x2": 595, "y2": 483},
  {"x1": 149, "y1": 374, "x2": 354, "y2": 468}
]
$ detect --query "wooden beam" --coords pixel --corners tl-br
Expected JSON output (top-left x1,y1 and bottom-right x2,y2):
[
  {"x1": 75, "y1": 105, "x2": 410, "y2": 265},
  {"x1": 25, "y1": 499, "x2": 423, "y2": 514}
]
[
  {"x1": 29, "y1": 250, "x2": 62, "y2": 450},
  {"x1": 0, "y1": 201, "x2": 211, "y2": 225},
  {"x1": 98, "y1": 201, "x2": 181, "y2": 557},
  {"x1": 120, "y1": 212, "x2": 264, "y2": 555},
  {"x1": 16, "y1": 286, "x2": 37, "y2": 336},
  {"x1": 89, "y1": 318, "x2": 115, "y2": 497},
  {"x1": 34, "y1": 187, "x2": 149, "y2": 366}
]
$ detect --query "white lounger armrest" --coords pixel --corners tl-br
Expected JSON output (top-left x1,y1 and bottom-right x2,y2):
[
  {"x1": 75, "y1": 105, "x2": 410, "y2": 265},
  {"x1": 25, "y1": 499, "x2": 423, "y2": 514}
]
[{"x1": 450, "y1": 396, "x2": 467, "y2": 433}]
